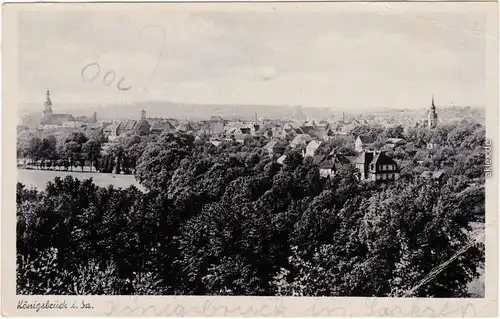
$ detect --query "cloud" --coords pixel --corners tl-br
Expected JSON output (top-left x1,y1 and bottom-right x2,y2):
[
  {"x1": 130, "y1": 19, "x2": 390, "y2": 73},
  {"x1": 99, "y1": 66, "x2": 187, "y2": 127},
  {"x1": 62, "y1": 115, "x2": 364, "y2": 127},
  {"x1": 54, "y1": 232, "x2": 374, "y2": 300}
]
[{"x1": 18, "y1": 8, "x2": 487, "y2": 109}]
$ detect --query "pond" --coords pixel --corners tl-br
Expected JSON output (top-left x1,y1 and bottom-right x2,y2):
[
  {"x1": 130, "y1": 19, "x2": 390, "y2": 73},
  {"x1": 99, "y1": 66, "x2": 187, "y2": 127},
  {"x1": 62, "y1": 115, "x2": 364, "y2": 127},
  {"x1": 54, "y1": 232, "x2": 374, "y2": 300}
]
[{"x1": 17, "y1": 169, "x2": 145, "y2": 192}]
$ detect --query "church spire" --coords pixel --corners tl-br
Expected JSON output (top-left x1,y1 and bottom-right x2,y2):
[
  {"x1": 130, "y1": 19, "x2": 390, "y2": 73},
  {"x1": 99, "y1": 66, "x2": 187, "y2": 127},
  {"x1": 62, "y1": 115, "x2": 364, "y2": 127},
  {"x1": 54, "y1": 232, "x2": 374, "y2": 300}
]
[
  {"x1": 44, "y1": 89, "x2": 52, "y2": 112},
  {"x1": 427, "y1": 94, "x2": 438, "y2": 128}
]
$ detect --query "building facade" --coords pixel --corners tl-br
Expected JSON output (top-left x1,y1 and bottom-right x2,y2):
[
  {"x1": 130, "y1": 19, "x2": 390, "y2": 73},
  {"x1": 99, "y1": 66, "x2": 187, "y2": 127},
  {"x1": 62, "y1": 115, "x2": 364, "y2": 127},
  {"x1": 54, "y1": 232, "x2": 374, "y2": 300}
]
[
  {"x1": 354, "y1": 151, "x2": 400, "y2": 182},
  {"x1": 355, "y1": 135, "x2": 375, "y2": 153}
]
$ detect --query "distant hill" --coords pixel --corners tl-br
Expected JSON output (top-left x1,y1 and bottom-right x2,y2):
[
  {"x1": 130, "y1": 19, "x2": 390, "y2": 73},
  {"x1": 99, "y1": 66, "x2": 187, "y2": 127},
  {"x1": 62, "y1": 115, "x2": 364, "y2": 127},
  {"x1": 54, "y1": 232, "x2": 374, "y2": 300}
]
[
  {"x1": 353, "y1": 106, "x2": 485, "y2": 125},
  {"x1": 19, "y1": 100, "x2": 484, "y2": 126},
  {"x1": 19, "y1": 101, "x2": 339, "y2": 123}
]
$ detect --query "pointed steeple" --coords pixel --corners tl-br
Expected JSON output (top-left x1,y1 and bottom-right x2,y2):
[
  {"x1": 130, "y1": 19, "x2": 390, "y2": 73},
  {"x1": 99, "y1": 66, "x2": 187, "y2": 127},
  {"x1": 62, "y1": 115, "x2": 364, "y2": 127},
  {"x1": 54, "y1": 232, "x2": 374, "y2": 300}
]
[
  {"x1": 427, "y1": 94, "x2": 438, "y2": 128},
  {"x1": 44, "y1": 89, "x2": 52, "y2": 112}
]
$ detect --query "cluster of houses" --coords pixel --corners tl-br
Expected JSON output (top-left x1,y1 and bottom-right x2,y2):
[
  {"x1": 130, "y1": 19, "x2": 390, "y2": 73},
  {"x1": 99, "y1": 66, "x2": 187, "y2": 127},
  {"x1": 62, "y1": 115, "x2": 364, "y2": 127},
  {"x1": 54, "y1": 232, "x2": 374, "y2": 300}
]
[
  {"x1": 19, "y1": 91, "x2": 451, "y2": 183},
  {"x1": 99, "y1": 109, "x2": 376, "y2": 142},
  {"x1": 93, "y1": 109, "x2": 405, "y2": 183},
  {"x1": 264, "y1": 136, "x2": 402, "y2": 182}
]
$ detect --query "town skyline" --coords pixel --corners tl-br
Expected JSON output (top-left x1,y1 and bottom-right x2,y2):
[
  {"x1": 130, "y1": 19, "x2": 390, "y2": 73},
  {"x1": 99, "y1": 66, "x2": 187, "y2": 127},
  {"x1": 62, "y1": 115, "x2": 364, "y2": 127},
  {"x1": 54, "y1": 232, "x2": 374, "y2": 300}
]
[{"x1": 18, "y1": 90, "x2": 485, "y2": 126}]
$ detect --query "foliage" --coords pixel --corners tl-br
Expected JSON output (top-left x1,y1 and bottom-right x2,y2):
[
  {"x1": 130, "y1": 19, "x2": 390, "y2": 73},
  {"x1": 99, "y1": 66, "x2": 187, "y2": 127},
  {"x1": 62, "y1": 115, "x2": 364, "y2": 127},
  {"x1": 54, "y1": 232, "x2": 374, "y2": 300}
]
[{"x1": 17, "y1": 122, "x2": 486, "y2": 297}]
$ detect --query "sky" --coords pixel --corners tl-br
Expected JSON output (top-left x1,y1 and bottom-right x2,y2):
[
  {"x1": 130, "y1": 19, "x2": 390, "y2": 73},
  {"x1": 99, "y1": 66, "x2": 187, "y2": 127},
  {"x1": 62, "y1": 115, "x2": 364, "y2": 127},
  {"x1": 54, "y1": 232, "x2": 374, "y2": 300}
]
[{"x1": 17, "y1": 3, "x2": 493, "y2": 112}]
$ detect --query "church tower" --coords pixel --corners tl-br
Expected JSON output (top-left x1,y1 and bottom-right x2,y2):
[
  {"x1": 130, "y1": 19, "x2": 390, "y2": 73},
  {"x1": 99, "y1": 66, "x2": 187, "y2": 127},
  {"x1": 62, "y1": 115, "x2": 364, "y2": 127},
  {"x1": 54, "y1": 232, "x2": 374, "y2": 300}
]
[
  {"x1": 42, "y1": 89, "x2": 53, "y2": 125},
  {"x1": 141, "y1": 109, "x2": 146, "y2": 120},
  {"x1": 427, "y1": 95, "x2": 438, "y2": 128}
]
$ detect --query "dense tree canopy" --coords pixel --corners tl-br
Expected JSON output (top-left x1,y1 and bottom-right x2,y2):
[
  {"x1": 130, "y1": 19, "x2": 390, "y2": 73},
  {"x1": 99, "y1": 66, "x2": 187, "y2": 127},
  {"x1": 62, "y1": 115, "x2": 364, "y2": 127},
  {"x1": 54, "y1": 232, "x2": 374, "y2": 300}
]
[{"x1": 17, "y1": 121, "x2": 486, "y2": 296}]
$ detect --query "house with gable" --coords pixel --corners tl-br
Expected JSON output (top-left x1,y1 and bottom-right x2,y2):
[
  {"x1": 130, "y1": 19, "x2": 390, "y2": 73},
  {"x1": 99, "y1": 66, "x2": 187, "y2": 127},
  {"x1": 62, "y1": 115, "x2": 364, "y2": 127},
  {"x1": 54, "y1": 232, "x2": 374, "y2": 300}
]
[
  {"x1": 303, "y1": 140, "x2": 321, "y2": 157},
  {"x1": 256, "y1": 124, "x2": 274, "y2": 138},
  {"x1": 103, "y1": 122, "x2": 119, "y2": 140},
  {"x1": 233, "y1": 133, "x2": 250, "y2": 145},
  {"x1": 209, "y1": 116, "x2": 226, "y2": 135},
  {"x1": 317, "y1": 152, "x2": 353, "y2": 178},
  {"x1": 354, "y1": 151, "x2": 399, "y2": 182},
  {"x1": 289, "y1": 134, "x2": 313, "y2": 148},
  {"x1": 150, "y1": 120, "x2": 176, "y2": 135},
  {"x1": 263, "y1": 140, "x2": 288, "y2": 159},
  {"x1": 355, "y1": 135, "x2": 376, "y2": 153},
  {"x1": 282, "y1": 123, "x2": 303, "y2": 138},
  {"x1": 299, "y1": 121, "x2": 316, "y2": 135},
  {"x1": 385, "y1": 138, "x2": 406, "y2": 149},
  {"x1": 176, "y1": 122, "x2": 195, "y2": 133},
  {"x1": 420, "y1": 170, "x2": 446, "y2": 183},
  {"x1": 314, "y1": 123, "x2": 336, "y2": 141}
]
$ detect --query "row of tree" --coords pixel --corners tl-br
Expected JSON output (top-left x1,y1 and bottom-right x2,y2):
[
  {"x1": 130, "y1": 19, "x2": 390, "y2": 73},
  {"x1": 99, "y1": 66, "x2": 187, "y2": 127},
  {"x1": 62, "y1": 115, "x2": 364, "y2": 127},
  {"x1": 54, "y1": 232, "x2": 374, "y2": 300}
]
[
  {"x1": 18, "y1": 132, "x2": 104, "y2": 172},
  {"x1": 17, "y1": 131, "x2": 154, "y2": 174}
]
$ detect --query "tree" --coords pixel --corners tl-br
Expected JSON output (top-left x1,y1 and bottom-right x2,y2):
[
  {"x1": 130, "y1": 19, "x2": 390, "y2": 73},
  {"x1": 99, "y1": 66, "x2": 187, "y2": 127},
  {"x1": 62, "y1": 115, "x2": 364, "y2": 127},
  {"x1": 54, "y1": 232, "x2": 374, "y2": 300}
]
[
  {"x1": 350, "y1": 125, "x2": 384, "y2": 140},
  {"x1": 384, "y1": 125, "x2": 405, "y2": 139},
  {"x1": 64, "y1": 132, "x2": 89, "y2": 145},
  {"x1": 135, "y1": 132, "x2": 194, "y2": 190},
  {"x1": 24, "y1": 137, "x2": 43, "y2": 166},
  {"x1": 63, "y1": 141, "x2": 81, "y2": 171},
  {"x1": 359, "y1": 180, "x2": 483, "y2": 297},
  {"x1": 82, "y1": 139, "x2": 102, "y2": 172},
  {"x1": 447, "y1": 122, "x2": 482, "y2": 148},
  {"x1": 283, "y1": 149, "x2": 304, "y2": 170},
  {"x1": 87, "y1": 129, "x2": 108, "y2": 145}
]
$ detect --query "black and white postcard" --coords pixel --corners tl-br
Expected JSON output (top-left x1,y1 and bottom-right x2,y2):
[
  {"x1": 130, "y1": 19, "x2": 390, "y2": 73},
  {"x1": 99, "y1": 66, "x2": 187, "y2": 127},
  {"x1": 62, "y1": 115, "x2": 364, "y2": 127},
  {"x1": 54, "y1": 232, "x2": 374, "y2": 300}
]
[{"x1": 2, "y1": 1, "x2": 498, "y2": 317}]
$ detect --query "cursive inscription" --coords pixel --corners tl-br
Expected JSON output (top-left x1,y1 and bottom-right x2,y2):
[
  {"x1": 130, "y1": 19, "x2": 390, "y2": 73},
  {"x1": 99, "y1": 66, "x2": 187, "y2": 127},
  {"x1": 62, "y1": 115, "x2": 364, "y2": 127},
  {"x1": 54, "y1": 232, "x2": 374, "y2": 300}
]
[
  {"x1": 363, "y1": 298, "x2": 496, "y2": 318},
  {"x1": 81, "y1": 62, "x2": 132, "y2": 91},
  {"x1": 201, "y1": 299, "x2": 287, "y2": 317},
  {"x1": 18, "y1": 298, "x2": 497, "y2": 317},
  {"x1": 104, "y1": 299, "x2": 185, "y2": 317},
  {"x1": 306, "y1": 304, "x2": 346, "y2": 317},
  {"x1": 17, "y1": 300, "x2": 94, "y2": 312}
]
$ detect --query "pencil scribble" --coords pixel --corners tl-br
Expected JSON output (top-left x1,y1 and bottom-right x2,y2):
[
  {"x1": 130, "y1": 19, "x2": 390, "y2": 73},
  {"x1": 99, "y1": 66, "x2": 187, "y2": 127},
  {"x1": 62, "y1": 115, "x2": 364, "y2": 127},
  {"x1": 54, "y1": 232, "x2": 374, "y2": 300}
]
[
  {"x1": 81, "y1": 62, "x2": 132, "y2": 91},
  {"x1": 136, "y1": 25, "x2": 166, "y2": 95}
]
